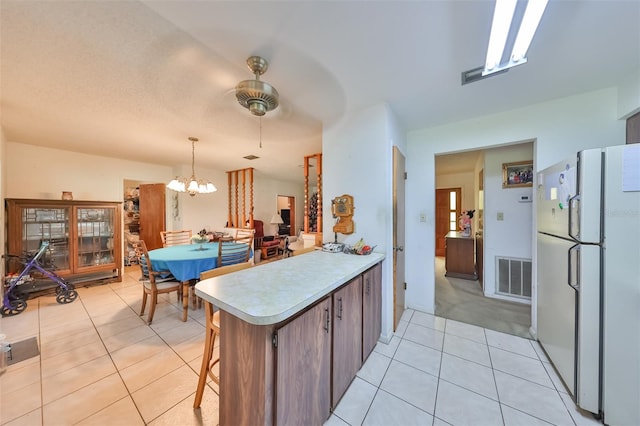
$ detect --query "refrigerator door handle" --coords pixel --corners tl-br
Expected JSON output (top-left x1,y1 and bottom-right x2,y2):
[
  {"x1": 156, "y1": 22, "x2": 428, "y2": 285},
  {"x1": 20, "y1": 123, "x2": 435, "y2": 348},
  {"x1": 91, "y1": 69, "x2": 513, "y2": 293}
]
[
  {"x1": 568, "y1": 193, "x2": 581, "y2": 240},
  {"x1": 567, "y1": 244, "x2": 580, "y2": 292}
]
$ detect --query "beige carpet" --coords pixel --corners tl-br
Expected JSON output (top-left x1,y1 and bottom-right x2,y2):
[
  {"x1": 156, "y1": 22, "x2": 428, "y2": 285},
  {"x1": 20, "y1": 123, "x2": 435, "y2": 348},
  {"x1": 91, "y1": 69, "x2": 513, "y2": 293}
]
[{"x1": 434, "y1": 257, "x2": 532, "y2": 339}]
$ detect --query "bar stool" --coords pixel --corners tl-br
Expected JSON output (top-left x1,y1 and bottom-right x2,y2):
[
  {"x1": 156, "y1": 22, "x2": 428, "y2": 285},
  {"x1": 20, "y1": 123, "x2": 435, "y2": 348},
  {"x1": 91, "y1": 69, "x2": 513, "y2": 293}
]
[
  {"x1": 193, "y1": 260, "x2": 253, "y2": 409},
  {"x1": 193, "y1": 301, "x2": 220, "y2": 408}
]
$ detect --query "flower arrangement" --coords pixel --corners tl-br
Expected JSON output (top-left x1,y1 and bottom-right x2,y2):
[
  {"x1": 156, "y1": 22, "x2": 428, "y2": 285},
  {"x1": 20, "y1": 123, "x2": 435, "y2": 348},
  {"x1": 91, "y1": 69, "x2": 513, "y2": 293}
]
[
  {"x1": 191, "y1": 229, "x2": 209, "y2": 244},
  {"x1": 459, "y1": 210, "x2": 475, "y2": 236}
]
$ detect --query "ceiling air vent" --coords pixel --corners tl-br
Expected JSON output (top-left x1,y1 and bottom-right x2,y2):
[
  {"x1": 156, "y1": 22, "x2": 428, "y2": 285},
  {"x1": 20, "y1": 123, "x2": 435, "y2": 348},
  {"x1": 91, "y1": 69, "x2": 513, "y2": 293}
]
[{"x1": 461, "y1": 65, "x2": 508, "y2": 86}]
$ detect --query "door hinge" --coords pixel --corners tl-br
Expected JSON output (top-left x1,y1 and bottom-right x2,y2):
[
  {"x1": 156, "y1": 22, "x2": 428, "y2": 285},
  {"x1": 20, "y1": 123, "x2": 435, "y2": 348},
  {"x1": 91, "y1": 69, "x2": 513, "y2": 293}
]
[
  {"x1": 272, "y1": 332, "x2": 278, "y2": 348},
  {"x1": 404, "y1": 172, "x2": 407, "y2": 180},
  {"x1": 404, "y1": 282, "x2": 407, "y2": 290}
]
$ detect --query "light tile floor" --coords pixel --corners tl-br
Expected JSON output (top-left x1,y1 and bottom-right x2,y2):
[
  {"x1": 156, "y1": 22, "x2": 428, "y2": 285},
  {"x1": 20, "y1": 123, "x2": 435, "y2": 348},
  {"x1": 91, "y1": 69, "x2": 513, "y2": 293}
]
[{"x1": 1, "y1": 269, "x2": 603, "y2": 425}]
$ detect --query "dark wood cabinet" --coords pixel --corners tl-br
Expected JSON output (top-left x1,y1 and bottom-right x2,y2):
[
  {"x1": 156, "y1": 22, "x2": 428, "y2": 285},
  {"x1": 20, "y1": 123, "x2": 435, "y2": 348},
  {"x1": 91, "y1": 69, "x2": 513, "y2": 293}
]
[
  {"x1": 332, "y1": 276, "x2": 363, "y2": 408},
  {"x1": 445, "y1": 231, "x2": 477, "y2": 280},
  {"x1": 218, "y1": 261, "x2": 382, "y2": 425},
  {"x1": 363, "y1": 262, "x2": 382, "y2": 361},
  {"x1": 277, "y1": 297, "x2": 332, "y2": 425},
  {"x1": 5, "y1": 199, "x2": 122, "y2": 289}
]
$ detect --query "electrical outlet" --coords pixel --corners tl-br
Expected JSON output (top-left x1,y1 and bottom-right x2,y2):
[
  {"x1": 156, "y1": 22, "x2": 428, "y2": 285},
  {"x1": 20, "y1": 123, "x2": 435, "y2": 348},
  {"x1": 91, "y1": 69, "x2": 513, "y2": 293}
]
[{"x1": 497, "y1": 212, "x2": 504, "y2": 221}]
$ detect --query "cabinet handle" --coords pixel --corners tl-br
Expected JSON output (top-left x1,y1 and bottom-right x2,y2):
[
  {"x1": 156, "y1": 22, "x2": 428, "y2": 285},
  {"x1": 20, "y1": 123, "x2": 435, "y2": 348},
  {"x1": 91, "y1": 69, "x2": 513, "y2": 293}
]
[
  {"x1": 366, "y1": 278, "x2": 370, "y2": 295},
  {"x1": 337, "y1": 297, "x2": 343, "y2": 320},
  {"x1": 324, "y1": 308, "x2": 330, "y2": 333}
]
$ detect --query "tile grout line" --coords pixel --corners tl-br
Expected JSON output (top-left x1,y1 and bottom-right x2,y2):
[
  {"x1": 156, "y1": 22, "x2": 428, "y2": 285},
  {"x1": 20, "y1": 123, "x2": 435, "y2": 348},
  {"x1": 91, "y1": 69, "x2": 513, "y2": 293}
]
[{"x1": 430, "y1": 317, "x2": 447, "y2": 425}]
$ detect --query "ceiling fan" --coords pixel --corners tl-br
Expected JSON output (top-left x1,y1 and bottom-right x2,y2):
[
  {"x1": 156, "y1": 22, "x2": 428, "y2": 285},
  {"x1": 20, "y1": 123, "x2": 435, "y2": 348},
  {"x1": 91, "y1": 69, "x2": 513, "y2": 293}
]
[{"x1": 235, "y1": 56, "x2": 279, "y2": 117}]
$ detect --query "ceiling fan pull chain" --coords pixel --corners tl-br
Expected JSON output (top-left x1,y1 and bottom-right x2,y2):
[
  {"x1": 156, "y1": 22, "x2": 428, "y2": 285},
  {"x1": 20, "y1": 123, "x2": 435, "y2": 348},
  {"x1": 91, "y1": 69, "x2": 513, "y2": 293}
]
[{"x1": 259, "y1": 116, "x2": 262, "y2": 149}]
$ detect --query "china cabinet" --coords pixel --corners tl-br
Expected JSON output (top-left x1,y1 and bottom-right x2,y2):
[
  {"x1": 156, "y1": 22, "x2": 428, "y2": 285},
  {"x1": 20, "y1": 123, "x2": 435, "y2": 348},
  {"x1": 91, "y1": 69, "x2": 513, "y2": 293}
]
[{"x1": 5, "y1": 199, "x2": 122, "y2": 287}]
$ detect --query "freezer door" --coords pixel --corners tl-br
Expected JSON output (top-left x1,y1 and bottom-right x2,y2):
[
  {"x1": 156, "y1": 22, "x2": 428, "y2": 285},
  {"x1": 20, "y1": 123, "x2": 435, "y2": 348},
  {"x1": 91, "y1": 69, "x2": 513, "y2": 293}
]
[
  {"x1": 536, "y1": 149, "x2": 602, "y2": 244},
  {"x1": 537, "y1": 157, "x2": 578, "y2": 239},
  {"x1": 570, "y1": 149, "x2": 602, "y2": 244},
  {"x1": 537, "y1": 233, "x2": 601, "y2": 413}
]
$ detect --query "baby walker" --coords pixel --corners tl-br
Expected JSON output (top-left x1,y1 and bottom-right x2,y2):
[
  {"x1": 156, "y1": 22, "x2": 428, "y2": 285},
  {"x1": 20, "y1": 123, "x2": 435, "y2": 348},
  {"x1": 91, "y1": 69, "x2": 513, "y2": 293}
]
[{"x1": 2, "y1": 241, "x2": 78, "y2": 317}]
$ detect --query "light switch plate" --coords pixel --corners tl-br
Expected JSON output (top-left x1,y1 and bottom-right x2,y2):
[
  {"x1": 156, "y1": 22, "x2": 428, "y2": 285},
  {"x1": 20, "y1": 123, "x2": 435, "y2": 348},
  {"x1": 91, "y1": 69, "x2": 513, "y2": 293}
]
[{"x1": 497, "y1": 212, "x2": 504, "y2": 221}]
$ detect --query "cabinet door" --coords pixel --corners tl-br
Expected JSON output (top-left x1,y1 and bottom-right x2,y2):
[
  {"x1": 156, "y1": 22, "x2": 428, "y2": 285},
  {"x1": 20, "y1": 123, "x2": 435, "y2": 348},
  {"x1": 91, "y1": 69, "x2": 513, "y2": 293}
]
[
  {"x1": 276, "y1": 297, "x2": 331, "y2": 426},
  {"x1": 6, "y1": 202, "x2": 71, "y2": 274},
  {"x1": 332, "y1": 276, "x2": 363, "y2": 408},
  {"x1": 363, "y1": 262, "x2": 382, "y2": 361},
  {"x1": 75, "y1": 206, "x2": 117, "y2": 271}
]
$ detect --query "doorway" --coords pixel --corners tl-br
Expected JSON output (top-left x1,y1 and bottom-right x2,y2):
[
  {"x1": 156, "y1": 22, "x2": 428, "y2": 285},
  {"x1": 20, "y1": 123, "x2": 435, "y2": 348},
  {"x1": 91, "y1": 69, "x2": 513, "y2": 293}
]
[
  {"x1": 435, "y1": 188, "x2": 461, "y2": 257},
  {"x1": 433, "y1": 149, "x2": 532, "y2": 339},
  {"x1": 277, "y1": 195, "x2": 295, "y2": 236}
]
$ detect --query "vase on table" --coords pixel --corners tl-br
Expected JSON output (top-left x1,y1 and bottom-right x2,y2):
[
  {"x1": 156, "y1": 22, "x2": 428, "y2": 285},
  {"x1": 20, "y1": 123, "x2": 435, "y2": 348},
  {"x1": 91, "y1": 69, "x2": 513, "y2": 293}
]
[{"x1": 192, "y1": 238, "x2": 208, "y2": 250}]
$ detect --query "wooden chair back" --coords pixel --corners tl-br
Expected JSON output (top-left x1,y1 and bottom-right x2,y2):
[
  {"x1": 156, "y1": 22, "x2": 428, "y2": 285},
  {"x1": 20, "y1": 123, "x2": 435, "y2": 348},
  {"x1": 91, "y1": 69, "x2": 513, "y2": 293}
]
[
  {"x1": 235, "y1": 228, "x2": 255, "y2": 249},
  {"x1": 133, "y1": 240, "x2": 174, "y2": 283},
  {"x1": 217, "y1": 240, "x2": 252, "y2": 267},
  {"x1": 200, "y1": 261, "x2": 253, "y2": 280},
  {"x1": 161, "y1": 230, "x2": 192, "y2": 247},
  {"x1": 132, "y1": 240, "x2": 151, "y2": 281}
]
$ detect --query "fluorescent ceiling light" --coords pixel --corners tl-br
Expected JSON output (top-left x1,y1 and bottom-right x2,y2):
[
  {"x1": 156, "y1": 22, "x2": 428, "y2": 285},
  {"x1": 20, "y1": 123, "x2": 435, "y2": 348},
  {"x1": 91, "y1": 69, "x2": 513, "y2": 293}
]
[
  {"x1": 483, "y1": 0, "x2": 548, "y2": 76},
  {"x1": 511, "y1": 0, "x2": 549, "y2": 62},
  {"x1": 485, "y1": 0, "x2": 517, "y2": 72}
]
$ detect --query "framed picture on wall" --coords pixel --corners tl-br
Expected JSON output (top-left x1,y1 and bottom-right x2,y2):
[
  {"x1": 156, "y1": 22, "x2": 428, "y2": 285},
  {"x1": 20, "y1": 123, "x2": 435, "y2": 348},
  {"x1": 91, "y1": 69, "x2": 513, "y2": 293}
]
[{"x1": 502, "y1": 160, "x2": 533, "y2": 188}]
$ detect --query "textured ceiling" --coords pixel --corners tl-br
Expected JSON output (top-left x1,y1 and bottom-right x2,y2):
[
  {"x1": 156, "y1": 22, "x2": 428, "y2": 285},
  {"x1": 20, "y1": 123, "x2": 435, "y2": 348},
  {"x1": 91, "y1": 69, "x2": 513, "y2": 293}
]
[{"x1": 1, "y1": 1, "x2": 638, "y2": 182}]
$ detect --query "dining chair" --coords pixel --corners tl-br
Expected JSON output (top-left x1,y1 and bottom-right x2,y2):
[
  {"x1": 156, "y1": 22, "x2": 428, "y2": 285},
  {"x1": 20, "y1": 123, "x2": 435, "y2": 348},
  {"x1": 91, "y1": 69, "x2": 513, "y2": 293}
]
[
  {"x1": 235, "y1": 228, "x2": 255, "y2": 247},
  {"x1": 133, "y1": 240, "x2": 182, "y2": 324},
  {"x1": 160, "y1": 230, "x2": 193, "y2": 247},
  {"x1": 217, "y1": 239, "x2": 252, "y2": 267},
  {"x1": 194, "y1": 261, "x2": 253, "y2": 409}
]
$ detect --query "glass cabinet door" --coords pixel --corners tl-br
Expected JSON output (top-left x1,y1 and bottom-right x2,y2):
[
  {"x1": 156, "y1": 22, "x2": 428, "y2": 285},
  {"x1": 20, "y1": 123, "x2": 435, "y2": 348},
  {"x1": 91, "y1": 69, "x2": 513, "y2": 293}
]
[
  {"x1": 21, "y1": 206, "x2": 70, "y2": 271},
  {"x1": 76, "y1": 207, "x2": 115, "y2": 268}
]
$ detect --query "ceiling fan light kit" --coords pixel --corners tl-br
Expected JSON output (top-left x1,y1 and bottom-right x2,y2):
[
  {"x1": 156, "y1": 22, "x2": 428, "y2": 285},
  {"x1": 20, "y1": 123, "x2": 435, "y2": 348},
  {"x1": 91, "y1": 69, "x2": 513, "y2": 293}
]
[{"x1": 235, "y1": 56, "x2": 279, "y2": 116}]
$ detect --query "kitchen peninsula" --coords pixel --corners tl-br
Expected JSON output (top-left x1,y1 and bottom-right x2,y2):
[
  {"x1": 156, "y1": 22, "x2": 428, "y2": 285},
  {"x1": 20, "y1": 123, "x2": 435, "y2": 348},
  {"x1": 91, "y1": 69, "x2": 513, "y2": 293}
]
[{"x1": 195, "y1": 250, "x2": 385, "y2": 425}]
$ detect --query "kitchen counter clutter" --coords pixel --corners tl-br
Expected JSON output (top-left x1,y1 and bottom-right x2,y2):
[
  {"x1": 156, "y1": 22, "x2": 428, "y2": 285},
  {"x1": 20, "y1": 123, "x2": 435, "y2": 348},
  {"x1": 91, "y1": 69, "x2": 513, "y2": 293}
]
[
  {"x1": 195, "y1": 249, "x2": 384, "y2": 325},
  {"x1": 195, "y1": 249, "x2": 384, "y2": 426}
]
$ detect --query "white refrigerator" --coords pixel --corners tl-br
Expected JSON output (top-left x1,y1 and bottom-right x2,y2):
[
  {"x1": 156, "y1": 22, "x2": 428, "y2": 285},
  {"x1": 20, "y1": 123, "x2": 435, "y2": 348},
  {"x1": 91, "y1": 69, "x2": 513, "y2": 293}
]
[{"x1": 536, "y1": 144, "x2": 640, "y2": 425}]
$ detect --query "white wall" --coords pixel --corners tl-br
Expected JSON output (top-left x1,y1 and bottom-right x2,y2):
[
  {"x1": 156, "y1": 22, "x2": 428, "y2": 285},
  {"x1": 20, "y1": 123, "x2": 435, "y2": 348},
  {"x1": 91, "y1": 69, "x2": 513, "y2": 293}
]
[
  {"x1": 482, "y1": 144, "x2": 534, "y2": 300},
  {"x1": 324, "y1": 102, "x2": 404, "y2": 343},
  {"x1": 405, "y1": 87, "x2": 626, "y2": 335},
  {"x1": 5, "y1": 142, "x2": 171, "y2": 201}
]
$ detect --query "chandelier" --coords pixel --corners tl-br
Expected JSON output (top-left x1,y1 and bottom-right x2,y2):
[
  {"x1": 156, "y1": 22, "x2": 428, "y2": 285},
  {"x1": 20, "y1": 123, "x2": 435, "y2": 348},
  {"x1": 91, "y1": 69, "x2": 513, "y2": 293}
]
[{"x1": 167, "y1": 137, "x2": 217, "y2": 196}]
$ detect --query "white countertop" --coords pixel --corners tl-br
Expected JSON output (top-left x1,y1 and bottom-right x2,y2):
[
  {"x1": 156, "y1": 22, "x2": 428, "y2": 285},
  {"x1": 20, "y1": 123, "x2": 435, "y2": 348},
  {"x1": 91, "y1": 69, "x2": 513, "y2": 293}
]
[{"x1": 194, "y1": 250, "x2": 385, "y2": 325}]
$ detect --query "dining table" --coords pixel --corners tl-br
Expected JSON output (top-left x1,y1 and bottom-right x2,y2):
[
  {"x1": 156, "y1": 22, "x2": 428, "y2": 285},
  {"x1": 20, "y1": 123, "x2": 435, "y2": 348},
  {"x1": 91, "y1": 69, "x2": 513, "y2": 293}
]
[{"x1": 148, "y1": 242, "x2": 222, "y2": 321}]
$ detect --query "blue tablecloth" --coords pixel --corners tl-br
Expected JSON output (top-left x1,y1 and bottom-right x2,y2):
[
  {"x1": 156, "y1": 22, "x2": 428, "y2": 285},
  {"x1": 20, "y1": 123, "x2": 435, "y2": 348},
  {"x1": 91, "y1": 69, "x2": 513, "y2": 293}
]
[{"x1": 148, "y1": 243, "x2": 220, "y2": 282}]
